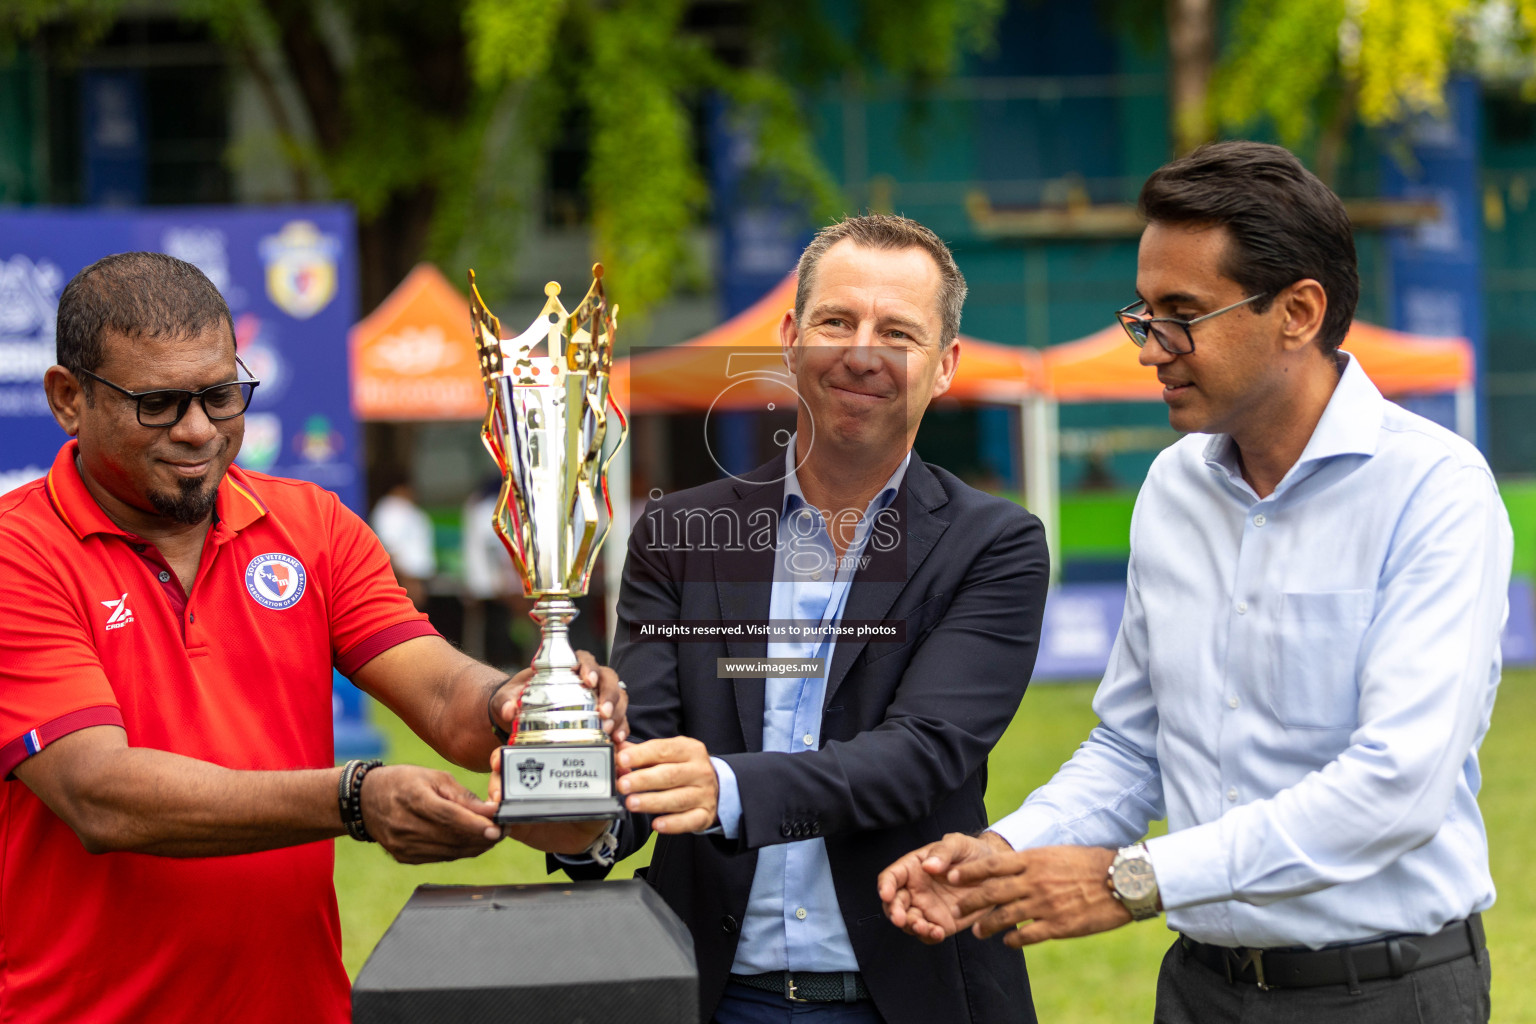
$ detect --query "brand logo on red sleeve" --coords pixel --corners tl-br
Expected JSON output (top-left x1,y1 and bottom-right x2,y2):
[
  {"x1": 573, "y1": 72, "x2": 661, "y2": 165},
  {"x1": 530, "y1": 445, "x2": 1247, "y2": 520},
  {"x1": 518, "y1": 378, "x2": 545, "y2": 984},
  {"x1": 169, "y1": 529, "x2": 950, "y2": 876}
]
[
  {"x1": 245, "y1": 553, "x2": 307, "y2": 610},
  {"x1": 100, "y1": 593, "x2": 135, "y2": 631}
]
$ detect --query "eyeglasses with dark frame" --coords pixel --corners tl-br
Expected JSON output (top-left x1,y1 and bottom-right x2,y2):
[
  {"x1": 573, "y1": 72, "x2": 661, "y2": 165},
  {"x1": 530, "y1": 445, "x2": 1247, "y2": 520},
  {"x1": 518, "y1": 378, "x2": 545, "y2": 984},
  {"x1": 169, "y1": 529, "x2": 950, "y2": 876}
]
[
  {"x1": 1116, "y1": 294, "x2": 1269, "y2": 355},
  {"x1": 77, "y1": 355, "x2": 262, "y2": 427}
]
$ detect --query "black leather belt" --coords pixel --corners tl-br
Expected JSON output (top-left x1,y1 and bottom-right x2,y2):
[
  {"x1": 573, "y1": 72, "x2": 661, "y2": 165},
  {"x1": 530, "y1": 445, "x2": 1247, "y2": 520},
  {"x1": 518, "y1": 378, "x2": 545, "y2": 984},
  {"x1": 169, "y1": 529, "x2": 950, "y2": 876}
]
[
  {"x1": 730, "y1": 970, "x2": 870, "y2": 1003},
  {"x1": 1181, "y1": 914, "x2": 1485, "y2": 991}
]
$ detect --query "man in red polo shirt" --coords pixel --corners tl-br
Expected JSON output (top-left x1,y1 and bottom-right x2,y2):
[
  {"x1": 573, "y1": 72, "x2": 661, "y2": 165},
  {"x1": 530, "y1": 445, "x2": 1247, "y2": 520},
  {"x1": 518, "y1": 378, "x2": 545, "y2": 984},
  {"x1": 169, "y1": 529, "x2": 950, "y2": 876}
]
[{"x1": 0, "y1": 252, "x2": 627, "y2": 1023}]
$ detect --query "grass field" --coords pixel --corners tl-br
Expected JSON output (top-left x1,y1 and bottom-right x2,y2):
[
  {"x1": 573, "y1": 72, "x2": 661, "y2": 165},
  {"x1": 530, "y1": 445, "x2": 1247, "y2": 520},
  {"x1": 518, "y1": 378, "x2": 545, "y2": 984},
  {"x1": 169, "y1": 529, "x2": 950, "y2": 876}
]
[{"x1": 337, "y1": 670, "x2": 1536, "y2": 1021}]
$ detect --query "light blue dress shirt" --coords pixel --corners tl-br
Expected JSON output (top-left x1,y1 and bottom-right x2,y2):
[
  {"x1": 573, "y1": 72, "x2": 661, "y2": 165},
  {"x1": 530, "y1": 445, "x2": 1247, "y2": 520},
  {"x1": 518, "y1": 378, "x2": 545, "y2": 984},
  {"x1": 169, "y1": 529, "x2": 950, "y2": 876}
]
[
  {"x1": 711, "y1": 442, "x2": 909, "y2": 974},
  {"x1": 992, "y1": 354, "x2": 1513, "y2": 949}
]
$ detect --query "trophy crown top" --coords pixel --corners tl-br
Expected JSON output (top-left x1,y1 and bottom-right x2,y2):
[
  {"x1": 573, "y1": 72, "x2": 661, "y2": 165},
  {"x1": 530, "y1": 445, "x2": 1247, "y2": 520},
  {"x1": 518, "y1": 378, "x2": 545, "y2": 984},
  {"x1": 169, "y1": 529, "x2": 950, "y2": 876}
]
[
  {"x1": 470, "y1": 265, "x2": 618, "y2": 392},
  {"x1": 516, "y1": 757, "x2": 544, "y2": 771}
]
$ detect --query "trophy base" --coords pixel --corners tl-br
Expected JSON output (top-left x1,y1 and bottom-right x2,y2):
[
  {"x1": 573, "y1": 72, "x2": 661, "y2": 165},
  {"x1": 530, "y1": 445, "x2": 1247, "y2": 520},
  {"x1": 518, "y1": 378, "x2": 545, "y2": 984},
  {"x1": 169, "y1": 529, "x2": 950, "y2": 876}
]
[
  {"x1": 495, "y1": 742, "x2": 622, "y2": 824},
  {"x1": 494, "y1": 794, "x2": 625, "y2": 825}
]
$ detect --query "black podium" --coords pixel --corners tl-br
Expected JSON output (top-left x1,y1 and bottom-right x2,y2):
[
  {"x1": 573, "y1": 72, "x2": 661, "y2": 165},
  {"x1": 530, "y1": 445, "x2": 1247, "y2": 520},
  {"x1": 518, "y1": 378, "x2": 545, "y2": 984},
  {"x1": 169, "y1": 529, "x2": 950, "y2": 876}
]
[{"x1": 353, "y1": 880, "x2": 698, "y2": 1024}]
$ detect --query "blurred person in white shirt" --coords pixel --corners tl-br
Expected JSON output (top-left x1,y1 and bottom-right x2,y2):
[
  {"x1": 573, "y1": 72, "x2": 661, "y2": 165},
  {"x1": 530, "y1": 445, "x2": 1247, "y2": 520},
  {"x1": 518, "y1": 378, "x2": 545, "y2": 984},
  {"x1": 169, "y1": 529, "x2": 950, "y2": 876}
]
[{"x1": 370, "y1": 472, "x2": 436, "y2": 609}]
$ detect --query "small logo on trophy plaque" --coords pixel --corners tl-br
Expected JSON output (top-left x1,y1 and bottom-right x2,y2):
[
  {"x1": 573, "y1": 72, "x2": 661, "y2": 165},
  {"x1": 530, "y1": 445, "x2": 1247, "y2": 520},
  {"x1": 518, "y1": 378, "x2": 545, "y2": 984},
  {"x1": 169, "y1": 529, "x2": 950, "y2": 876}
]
[
  {"x1": 470, "y1": 265, "x2": 627, "y2": 823},
  {"x1": 516, "y1": 759, "x2": 545, "y2": 790}
]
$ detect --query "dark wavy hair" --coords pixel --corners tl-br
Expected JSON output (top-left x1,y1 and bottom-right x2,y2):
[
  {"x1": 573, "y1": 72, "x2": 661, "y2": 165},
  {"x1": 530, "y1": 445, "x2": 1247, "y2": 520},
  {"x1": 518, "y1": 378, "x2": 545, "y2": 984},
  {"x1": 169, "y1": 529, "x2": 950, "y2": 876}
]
[{"x1": 1139, "y1": 141, "x2": 1359, "y2": 355}]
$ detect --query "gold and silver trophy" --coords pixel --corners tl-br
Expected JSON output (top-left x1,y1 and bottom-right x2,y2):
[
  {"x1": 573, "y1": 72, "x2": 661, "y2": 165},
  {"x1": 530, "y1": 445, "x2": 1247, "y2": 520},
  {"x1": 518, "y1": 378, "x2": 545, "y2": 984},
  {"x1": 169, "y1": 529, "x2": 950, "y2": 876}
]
[{"x1": 470, "y1": 265, "x2": 628, "y2": 823}]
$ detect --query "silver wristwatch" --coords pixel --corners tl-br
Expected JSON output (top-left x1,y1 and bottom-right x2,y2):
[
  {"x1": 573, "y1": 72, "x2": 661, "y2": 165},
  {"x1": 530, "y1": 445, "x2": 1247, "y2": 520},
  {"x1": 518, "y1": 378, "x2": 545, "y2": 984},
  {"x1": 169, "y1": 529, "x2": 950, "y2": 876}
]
[{"x1": 1107, "y1": 842, "x2": 1161, "y2": 921}]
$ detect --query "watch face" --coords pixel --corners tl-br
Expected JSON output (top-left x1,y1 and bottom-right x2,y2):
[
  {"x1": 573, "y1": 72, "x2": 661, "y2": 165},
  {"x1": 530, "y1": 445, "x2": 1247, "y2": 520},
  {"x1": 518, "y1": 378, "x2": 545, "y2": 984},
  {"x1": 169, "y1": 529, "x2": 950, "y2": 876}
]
[{"x1": 1113, "y1": 858, "x2": 1157, "y2": 901}]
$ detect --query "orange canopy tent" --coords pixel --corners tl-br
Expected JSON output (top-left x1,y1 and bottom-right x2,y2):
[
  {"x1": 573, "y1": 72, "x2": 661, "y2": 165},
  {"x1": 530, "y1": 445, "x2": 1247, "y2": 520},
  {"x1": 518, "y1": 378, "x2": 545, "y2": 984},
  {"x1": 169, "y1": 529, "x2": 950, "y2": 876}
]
[
  {"x1": 1019, "y1": 320, "x2": 1476, "y2": 581},
  {"x1": 612, "y1": 275, "x2": 1039, "y2": 411},
  {"x1": 1040, "y1": 320, "x2": 1474, "y2": 403},
  {"x1": 349, "y1": 263, "x2": 485, "y2": 421}
]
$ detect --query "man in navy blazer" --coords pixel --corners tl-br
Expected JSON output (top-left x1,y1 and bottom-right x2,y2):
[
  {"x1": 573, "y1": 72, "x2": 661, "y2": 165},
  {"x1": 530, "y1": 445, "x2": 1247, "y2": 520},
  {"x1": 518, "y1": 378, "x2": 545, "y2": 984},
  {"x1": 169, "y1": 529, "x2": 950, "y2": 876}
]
[{"x1": 555, "y1": 214, "x2": 1049, "y2": 1023}]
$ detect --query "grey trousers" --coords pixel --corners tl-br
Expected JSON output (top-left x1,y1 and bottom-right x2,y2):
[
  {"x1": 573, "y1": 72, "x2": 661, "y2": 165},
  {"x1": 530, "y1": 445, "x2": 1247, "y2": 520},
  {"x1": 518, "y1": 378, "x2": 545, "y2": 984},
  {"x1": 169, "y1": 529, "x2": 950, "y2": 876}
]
[{"x1": 1152, "y1": 936, "x2": 1491, "y2": 1024}]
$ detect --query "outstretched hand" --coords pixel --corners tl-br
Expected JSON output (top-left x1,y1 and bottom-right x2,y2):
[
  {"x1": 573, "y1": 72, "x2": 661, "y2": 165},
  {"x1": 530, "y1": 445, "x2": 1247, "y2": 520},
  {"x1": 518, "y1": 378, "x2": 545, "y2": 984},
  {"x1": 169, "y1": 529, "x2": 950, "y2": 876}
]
[{"x1": 359, "y1": 764, "x2": 501, "y2": 865}]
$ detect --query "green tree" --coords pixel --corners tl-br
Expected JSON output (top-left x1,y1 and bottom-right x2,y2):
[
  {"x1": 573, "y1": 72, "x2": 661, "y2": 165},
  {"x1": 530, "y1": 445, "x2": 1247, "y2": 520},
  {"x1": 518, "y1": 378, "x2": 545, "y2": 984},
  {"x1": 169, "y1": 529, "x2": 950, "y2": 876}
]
[
  {"x1": 1212, "y1": 0, "x2": 1536, "y2": 173},
  {"x1": 3, "y1": 0, "x2": 1004, "y2": 315}
]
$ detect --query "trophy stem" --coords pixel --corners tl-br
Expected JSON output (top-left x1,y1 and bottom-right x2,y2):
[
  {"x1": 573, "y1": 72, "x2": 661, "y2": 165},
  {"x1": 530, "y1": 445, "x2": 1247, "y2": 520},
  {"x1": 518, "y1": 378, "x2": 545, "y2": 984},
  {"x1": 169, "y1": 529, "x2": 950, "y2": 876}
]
[
  {"x1": 530, "y1": 596, "x2": 580, "y2": 676},
  {"x1": 517, "y1": 596, "x2": 606, "y2": 746}
]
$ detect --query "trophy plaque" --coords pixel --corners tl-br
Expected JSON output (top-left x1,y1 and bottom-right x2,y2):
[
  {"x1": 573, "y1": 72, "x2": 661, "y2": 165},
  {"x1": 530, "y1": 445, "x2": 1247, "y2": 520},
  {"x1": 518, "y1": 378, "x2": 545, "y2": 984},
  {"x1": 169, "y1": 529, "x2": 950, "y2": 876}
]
[{"x1": 470, "y1": 264, "x2": 628, "y2": 824}]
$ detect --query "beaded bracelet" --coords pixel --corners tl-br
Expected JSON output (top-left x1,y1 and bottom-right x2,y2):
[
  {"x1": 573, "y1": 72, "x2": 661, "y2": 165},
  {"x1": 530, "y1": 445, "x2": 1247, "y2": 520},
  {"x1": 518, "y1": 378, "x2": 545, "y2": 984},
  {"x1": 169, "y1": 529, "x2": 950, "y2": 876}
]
[{"x1": 338, "y1": 758, "x2": 383, "y2": 842}]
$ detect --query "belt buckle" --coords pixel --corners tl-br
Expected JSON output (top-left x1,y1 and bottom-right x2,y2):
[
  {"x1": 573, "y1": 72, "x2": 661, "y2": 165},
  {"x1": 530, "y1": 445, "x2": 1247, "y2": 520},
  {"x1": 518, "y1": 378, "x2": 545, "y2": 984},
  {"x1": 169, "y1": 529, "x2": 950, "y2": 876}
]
[
  {"x1": 1240, "y1": 949, "x2": 1270, "y2": 991},
  {"x1": 785, "y1": 975, "x2": 808, "y2": 1003}
]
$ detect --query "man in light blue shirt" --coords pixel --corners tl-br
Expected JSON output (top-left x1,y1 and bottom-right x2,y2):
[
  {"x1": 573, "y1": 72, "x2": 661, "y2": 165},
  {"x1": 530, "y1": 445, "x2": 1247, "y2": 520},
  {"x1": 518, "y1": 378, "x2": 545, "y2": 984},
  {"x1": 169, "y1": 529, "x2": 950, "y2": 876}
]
[
  {"x1": 559, "y1": 214, "x2": 1049, "y2": 1024},
  {"x1": 880, "y1": 142, "x2": 1508, "y2": 1023}
]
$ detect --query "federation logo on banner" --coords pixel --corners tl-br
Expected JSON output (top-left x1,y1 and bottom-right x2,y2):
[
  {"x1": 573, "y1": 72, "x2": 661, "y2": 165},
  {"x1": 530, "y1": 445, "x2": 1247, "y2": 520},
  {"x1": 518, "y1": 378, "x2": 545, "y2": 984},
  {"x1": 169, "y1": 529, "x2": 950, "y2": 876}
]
[
  {"x1": 245, "y1": 553, "x2": 307, "y2": 610},
  {"x1": 258, "y1": 221, "x2": 339, "y2": 320}
]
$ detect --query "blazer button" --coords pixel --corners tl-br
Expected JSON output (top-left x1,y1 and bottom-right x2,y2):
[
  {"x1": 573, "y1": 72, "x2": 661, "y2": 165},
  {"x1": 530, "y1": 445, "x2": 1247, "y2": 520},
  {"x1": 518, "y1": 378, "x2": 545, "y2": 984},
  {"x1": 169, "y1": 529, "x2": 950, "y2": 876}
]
[
  {"x1": 781, "y1": 823, "x2": 794, "y2": 838},
  {"x1": 721, "y1": 915, "x2": 739, "y2": 935},
  {"x1": 810, "y1": 823, "x2": 822, "y2": 836}
]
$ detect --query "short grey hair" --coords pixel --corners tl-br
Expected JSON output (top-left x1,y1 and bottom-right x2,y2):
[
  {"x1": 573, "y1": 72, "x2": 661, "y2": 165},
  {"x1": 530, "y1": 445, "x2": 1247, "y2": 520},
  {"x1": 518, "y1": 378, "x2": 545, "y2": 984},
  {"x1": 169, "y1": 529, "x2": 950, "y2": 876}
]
[{"x1": 794, "y1": 213, "x2": 967, "y2": 347}]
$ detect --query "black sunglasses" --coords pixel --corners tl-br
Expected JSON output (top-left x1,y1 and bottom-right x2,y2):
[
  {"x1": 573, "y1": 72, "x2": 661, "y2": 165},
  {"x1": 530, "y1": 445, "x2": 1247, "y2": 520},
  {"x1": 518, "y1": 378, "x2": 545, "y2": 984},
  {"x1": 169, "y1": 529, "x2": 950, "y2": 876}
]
[{"x1": 78, "y1": 355, "x2": 261, "y2": 427}]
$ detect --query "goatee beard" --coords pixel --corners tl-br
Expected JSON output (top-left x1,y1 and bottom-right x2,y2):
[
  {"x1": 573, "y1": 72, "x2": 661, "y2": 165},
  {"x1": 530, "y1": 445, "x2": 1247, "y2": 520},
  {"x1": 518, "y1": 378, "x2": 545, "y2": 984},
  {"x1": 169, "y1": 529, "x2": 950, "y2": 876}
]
[{"x1": 150, "y1": 476, "x2": 218, "y2": 525}]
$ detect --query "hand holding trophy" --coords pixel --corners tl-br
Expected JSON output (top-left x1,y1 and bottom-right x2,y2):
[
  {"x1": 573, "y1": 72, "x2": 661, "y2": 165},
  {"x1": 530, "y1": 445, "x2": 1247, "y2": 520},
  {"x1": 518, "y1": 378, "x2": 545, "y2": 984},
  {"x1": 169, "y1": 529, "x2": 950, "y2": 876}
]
[{"x1": 469, "y1": 264, "x2": 627, "y2": 824}]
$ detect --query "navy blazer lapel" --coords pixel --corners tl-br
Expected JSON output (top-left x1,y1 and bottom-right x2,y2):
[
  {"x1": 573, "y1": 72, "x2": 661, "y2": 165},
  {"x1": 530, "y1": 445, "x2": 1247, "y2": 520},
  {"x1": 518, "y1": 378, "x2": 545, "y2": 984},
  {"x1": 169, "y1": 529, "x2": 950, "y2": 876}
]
[
  {"x1": 824, "y1": 454, "x2": 949, "y2": 708},
  {"x1": 713, "y1": 462, "x2": 782, "y2": 753}
]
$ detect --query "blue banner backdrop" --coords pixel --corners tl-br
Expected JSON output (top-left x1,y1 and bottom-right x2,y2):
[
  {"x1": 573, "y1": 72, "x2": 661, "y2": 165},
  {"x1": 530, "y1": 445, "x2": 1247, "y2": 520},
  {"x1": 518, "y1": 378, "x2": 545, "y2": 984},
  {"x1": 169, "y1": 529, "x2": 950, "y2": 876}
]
[
  {"x1": 1380, "y1": 76, "x2": 1487, "y2": 449},
  {"x1": 1031, "y1": 580, "x2": 1535, "y2": 682},
  {"x1": 0, "y1": 206, "x2": 361, "y2": 511}
]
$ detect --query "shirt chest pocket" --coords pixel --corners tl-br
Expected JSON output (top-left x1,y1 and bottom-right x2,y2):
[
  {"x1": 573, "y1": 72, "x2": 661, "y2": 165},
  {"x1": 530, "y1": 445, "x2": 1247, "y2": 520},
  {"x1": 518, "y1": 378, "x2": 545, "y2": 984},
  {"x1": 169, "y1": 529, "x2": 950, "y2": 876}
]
[{"x1": 1266, "y1": 590, "x2": 1373, "y2": 729}]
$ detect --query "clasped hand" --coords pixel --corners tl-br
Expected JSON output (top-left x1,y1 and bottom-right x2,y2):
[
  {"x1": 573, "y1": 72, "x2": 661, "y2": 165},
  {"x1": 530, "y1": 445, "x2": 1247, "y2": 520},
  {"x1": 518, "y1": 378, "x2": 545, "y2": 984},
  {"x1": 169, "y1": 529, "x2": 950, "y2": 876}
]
[{"x1": 878, "y1": 835, "x2": 1131, "y2": 949}]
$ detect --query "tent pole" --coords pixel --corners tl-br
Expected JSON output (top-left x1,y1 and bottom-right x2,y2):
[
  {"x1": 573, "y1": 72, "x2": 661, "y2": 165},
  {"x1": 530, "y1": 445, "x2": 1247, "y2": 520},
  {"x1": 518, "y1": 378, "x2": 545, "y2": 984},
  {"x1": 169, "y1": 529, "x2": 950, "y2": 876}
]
[
  {"x1": 1023, "y1": 395, "x2": 1060, "y2": 586},
  {"x1": 1454, "y1": 384, "x2": 1476, "y2": 444}
]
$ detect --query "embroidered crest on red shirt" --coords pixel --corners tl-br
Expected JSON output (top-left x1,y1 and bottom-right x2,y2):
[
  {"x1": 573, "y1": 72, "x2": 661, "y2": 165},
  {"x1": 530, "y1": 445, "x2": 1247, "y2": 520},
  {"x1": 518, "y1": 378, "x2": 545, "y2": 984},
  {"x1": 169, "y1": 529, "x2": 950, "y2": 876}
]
[{"x1": 244, "y1": 553, "x2": 307, "y2": 610}]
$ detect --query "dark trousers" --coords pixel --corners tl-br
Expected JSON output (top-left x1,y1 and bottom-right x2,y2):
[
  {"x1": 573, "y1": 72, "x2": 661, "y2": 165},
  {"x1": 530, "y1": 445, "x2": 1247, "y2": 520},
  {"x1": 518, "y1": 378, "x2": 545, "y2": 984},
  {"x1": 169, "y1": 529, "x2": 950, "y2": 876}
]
[
  {"x1": 1153, "y1": 936, "x2": 1491, "y2": 1024},
  {"x1": 712, "y1": 982, "x2": 886, "y2": 1024}
]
